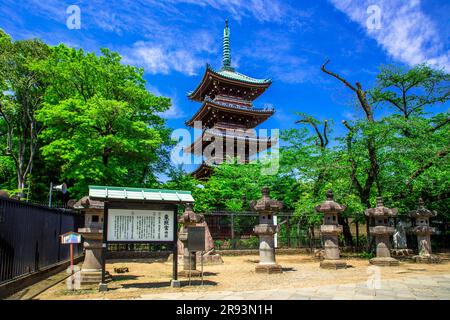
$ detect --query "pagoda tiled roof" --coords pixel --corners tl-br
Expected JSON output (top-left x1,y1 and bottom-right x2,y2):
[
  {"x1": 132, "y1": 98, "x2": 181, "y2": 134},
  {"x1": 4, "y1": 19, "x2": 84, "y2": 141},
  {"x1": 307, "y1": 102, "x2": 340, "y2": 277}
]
[
  {"x1": 186, "y1": 98, "x2": 274, "y2": 127},
  {"x1": 209, "y1": 65, "x2": 272, "y2": 85},
  {"x1": 184, "y1": 128, "x2": 274, "y2": 155},
  {"x1": 187, "y1": 65, "x2": 271, "y2": 102},
  {"x1": 191, "y1": 163, "x2": 214, "y2": 180}
]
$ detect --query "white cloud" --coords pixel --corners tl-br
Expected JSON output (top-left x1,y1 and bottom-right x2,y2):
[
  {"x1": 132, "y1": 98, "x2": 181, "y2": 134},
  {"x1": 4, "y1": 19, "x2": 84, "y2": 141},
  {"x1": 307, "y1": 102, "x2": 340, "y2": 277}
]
[
  {"x1": 328, "y1": 0, "x2": 450, "y2": 71},
  {"x1": 148, "y1": 86, "x2": 186, "y2": 120},
  {"x1": 168, "y1": 0, "x2": 287, "y2": 23},
  {"x1": 158, "y1": 103, "x2": 186, "y2": 120},
  {"x1": 122, "y1": 29, "x2": 216, "y2": 76},
  {"x1": 125, "y1": 43, "x2": 204, "y2": 76}
]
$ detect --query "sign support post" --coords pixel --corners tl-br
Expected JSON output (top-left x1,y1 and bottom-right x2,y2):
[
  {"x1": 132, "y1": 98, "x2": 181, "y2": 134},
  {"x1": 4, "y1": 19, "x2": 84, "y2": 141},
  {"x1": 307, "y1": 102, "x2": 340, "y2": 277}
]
[
  {"x1": 60, "y1": 231, "x2": 82, "y2": 290},
  {"x1": 171, "y1": 207, "x2": 180, "y2": 288},
  {"x1": 70, "y1": 242, "x2": 74, "y2": 289},
  {"x1": 99, "y1": 201, "x2": 108, "y2": 292}
]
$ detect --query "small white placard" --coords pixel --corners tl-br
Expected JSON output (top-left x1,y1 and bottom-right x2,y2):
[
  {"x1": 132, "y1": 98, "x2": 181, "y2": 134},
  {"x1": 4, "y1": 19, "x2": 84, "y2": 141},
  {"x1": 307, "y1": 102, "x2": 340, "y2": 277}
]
[
  {"x1": 61, "y1": 232, "x2": 81, "y2": 244},
  {"x1": 107, "y1": 209, "x2": 174, "y2": 242}
]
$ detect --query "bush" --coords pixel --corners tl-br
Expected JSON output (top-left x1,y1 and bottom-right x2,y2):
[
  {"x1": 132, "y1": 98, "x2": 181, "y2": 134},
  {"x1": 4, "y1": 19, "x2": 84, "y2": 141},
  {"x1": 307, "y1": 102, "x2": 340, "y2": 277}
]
[
  {"x1": 358, "y1": 251, "x2": 375, "y2": 259},
  {"x1": 238, "y1": 236, "x2": 259, "y2": 249}
]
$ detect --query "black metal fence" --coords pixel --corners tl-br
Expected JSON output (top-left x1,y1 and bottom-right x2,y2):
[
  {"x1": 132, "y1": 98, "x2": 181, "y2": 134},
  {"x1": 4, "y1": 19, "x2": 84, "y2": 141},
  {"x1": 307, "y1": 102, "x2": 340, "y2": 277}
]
[
  {"x1": 0, "y1": 198, "x2": 84, "y2": 284},
  {"x1": 204, "y1": 211, "x2": 323, "y2": 250},
  {"x1": 203, "y1": 211, "x2": 449, "y2": 252}
]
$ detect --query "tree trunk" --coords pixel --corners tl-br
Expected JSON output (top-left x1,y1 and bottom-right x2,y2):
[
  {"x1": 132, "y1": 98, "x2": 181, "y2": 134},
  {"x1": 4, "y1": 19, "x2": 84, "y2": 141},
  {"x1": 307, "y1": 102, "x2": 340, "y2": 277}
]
[
  {"x1": 366, "y1": 217, "x2": 371, "y2": 252},
  {"x1": 355, "y1": 221, "x2": 360, "y2": 250},
  {"x1": 17, "y1": 173, "x2": 25, "y2": 199},
  {"x1": 339, "y1": 216, "x2": 354, "y2": 248}
]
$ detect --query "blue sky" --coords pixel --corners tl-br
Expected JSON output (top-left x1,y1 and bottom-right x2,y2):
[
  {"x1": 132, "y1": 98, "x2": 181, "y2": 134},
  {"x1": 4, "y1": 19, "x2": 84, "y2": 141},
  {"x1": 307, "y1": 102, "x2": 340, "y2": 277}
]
[{"x1": 1, "y1": 0, "x2": 449, "y2": 175}]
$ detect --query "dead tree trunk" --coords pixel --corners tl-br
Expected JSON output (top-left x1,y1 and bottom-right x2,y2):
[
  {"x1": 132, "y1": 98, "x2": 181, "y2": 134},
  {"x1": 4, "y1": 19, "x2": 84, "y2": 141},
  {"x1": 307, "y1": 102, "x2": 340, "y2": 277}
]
[{"x1": 321, "y1": 60, "x2": 380, "y2": 250}]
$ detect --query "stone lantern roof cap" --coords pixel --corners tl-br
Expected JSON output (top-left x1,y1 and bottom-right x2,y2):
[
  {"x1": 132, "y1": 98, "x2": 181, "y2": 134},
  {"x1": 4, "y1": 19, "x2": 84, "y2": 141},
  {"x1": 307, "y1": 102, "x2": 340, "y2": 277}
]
[
  {"x1": 314, "y1": 190, "x2": 346, "y2": 213},
  {"x1": 250, "y1": 187, "x2": 283, "y2": 213},
  {"x1": 364, "y1": 197, "x2": 398, "y2": 217},
  {"x1": 72, "y1": 196, "x2": 104, "y2": 210},
  {"x1": 179, "y1": 203, "x2": 204, "y2": 224},
  {"x1": 409, "y1": 198, "x2": 437, "y2": 218}
]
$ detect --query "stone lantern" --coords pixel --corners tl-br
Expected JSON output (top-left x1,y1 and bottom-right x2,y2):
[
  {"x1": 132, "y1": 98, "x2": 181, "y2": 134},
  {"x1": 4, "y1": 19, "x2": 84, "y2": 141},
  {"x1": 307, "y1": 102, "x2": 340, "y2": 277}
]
[
  {"x1": 73, "y1": 197, "x2": 108, "y2": 284},
  {"x1": 315, "y1": 190, "x2": 347, "y2": 269},
  {"x1": 250, "y1": 187, "x2": 283, "y2": 274},
  {"x1": 365, "y1": 197, "x2": 399, "y2": 266},
  {"x1": 409, "y1": 199, "x2": 441, "y2": 263},
  {"x1": 178, "y1": 204, "x2": 203, "y2": 277}
]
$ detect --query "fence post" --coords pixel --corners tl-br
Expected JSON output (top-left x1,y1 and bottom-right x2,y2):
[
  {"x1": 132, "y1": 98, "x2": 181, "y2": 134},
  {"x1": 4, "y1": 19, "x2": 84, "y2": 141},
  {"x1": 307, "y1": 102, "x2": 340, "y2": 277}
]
[
  {"x1": 231, "y1": 212, "x2": 236, "y2": 249},
  {"x1": 286, "y1": 217, "x2": 291, "y2": 248},
  {"x1": 355, "y1": 220, "x2": 359, "y2": 250}
]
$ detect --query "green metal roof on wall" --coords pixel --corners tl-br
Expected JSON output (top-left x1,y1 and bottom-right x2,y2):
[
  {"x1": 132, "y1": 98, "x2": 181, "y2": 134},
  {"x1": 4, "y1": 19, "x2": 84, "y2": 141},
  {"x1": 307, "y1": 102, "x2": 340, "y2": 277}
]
[{"x1": 88, "y1": 185, "x2": 195, "y2": 203}]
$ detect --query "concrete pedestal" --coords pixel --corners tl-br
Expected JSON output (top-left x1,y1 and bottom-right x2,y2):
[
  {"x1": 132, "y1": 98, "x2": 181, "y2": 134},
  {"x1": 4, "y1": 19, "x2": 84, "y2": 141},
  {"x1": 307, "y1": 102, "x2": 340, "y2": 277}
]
[
  {"x1": 413, "y1": 255, "x2": 441, "y2": 264},
  {"x1": 418, "y1": 234, "x2": 432, "y2": 256},
  {"x1": 254, "y1": 225, "x2": 282, "y2": 274},
  {"x1": 320, "y1": 260, "x2": 348, "y2": 269},
  {"x1": 320, "y1": 226, "x2": 346, "y2": 269},
  {"x1": 413, "y1": 232, "x2": 440, "y2": 263},
  {"x1": 370, "y1": 227, "x2": 399, "y2": 266},
  {"x1": 178, "y1": 249, "x2": 201, "y2": 277},
  {"x1": 409, "y1": 200, "x2": 440, "y2": 264},
  {"x1": 369, "y1": 257, "x2": 400, "y2": 266},
  {"x1": 171, "y1": 280, "x2": 181, "y2": 288},
  {"x1": 178, "y1": 232, "x2": 201, "y2": 277},
  {"x1": 78, "y1": 228, "x2": 104, "y2": 284},
  {"x1": 255, "y1": 264, "x2": 283, "y2": 274}
]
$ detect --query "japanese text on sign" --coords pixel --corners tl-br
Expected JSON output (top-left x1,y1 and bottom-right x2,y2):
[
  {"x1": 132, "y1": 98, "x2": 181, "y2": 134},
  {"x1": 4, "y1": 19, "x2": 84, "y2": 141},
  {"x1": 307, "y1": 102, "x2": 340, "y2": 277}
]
[{"x1": 107, "y1": 209, "x2": 173, "y2": 242}]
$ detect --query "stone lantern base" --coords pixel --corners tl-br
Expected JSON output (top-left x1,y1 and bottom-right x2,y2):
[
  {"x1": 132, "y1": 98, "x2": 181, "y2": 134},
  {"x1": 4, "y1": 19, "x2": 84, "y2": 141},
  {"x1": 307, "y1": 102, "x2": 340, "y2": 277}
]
[
  {"x1": 369, "y1": 257, "x2": 400, "y2": 266},
  {"x1": 320, "y1": 259, "x2": 347, "y2": 270},
  {"x1": 255, "y1": 264, "x2": 282, "y2": 274},
  {"x1": 413, "y1": 255, "x2": 441, "y2": 264},
  {"x1": 178, "y1": 269, "x2": 203, "y2": 277},
  {"x1": 80, "y1": 270, "x2": 112, "y2": 284}
]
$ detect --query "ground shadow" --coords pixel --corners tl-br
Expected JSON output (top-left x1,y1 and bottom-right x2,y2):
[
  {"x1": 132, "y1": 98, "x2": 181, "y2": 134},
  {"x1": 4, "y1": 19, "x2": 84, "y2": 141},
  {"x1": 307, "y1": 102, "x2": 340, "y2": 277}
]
[
  {"x1": 178, "y1": 271, "x2": 218, "y2": 277},
  {"x1": 116, "y1": 281, "x2": 172, "y2": 289},
  {"x1": 180, "y1": 280, "x2": 217, "y2": 287},
  {"x1": 245, "y1": 259, "x2": 259, "y2": 264},
  {"x1": 111, "y1": 275, "x2": 139, "y2": 281},
  {"x1": 281, "y1": 267, "x2": 296, "y2": 272},
  {"x1": 118, "y1": 280, "x2": 217, "y2": 289}
]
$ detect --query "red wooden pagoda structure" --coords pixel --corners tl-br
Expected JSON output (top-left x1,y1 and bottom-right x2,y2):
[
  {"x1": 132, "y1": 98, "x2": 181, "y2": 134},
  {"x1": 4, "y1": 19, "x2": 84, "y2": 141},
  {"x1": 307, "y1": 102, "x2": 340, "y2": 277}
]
[{"x1": 186, "y1": 20, "x2": 275, "y2": 179}]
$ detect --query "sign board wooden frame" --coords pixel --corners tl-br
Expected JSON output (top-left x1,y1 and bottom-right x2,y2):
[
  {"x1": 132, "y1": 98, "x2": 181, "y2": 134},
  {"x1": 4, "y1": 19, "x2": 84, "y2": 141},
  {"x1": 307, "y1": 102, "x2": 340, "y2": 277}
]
[
  {"x1": 60, "y1": 231, "x2": 82, "y2": 244},
  {"x1": 102, "y1": 201, "x2": 179, "y2": 285}
]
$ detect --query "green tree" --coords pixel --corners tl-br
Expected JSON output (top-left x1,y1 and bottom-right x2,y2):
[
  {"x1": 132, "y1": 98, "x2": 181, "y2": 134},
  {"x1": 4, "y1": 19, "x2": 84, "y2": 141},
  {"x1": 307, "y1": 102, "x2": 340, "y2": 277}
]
[
  {"x1": 370, "y1": 64, "x2": 449, "y2": 119},
  {"x1": 34, "y1": 45, "x2": 172, "y2": 198},
  {"x1": 0, "y1": 30, "x2": 50, "y2": 197}
]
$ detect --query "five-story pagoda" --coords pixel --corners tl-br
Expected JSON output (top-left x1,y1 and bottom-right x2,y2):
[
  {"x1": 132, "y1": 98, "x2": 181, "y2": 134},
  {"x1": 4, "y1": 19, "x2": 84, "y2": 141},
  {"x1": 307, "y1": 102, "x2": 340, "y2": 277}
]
[{"x1": 185, "y1": 20, "x2": 275, "y2": 179}]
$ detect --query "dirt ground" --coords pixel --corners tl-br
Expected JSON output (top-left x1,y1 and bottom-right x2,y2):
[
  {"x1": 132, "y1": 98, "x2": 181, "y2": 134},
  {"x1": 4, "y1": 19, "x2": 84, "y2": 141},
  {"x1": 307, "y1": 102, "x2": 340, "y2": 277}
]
[{"x1": 35, "y1": 254, "x2": 450, "y2": 300}]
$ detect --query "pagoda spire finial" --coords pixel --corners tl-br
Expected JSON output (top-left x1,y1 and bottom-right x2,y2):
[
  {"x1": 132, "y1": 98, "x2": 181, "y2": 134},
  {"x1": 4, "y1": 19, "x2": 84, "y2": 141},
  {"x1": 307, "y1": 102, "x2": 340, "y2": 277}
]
[{"x1": 222, "y1": 19, "x2": 233, "y2": 71}]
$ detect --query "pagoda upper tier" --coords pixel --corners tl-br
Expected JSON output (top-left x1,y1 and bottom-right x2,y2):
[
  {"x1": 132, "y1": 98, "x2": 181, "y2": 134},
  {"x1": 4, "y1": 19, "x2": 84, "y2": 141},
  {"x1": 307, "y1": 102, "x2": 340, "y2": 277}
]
[
  {"x1": 188, "y1": 19, "x2": 272, "y2": 106},
  {"x1": 188, "y1": 64, "x2": 272, "y2": 103},
  {"x1": 185, "y1": 97, "x2": 274, "y2": 129},
  {"x1": 185, "y1": 20, "x2": 276, "y2": 180}
]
